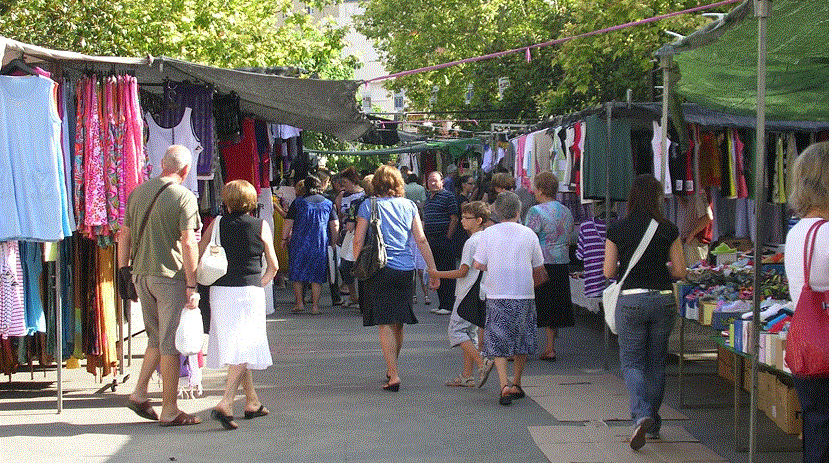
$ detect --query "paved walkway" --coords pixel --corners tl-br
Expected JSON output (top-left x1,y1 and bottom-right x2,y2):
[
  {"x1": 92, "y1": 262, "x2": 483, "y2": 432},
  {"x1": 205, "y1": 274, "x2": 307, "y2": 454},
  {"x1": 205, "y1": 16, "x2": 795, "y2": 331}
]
[{"x1": 0, "y1": 286, "x2": 803, "y2": 462}]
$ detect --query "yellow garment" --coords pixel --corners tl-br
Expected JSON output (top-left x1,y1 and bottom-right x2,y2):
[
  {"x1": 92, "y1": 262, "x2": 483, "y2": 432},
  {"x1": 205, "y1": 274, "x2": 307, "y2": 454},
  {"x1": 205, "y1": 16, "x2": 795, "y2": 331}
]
[{"x1": 273, "y1": 198, "x2": 289, "y2": 272}]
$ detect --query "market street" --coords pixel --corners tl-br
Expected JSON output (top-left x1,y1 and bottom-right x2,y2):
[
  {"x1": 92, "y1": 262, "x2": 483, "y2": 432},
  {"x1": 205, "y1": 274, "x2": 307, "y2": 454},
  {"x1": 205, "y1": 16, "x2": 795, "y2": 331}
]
[{"x1": 0, "y1": 287, "x2": 802, "y2": 462}]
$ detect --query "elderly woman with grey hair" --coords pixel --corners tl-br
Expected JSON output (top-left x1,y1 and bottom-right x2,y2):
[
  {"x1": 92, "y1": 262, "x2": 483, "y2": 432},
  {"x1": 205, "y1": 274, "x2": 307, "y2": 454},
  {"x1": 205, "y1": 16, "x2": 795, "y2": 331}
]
[{"x1": 473, "y1": 191, "x2": 545, "y2": 406}]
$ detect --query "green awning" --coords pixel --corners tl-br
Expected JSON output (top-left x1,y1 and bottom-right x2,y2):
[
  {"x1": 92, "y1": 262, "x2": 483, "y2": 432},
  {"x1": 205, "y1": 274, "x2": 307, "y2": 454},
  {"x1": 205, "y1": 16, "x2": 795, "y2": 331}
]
[
  {"x1": 655, "y1": 0, "x2": 829, "y2": 121},
  {"x1": 305, "y1": 138, "x2": 484, "y2": 158}
]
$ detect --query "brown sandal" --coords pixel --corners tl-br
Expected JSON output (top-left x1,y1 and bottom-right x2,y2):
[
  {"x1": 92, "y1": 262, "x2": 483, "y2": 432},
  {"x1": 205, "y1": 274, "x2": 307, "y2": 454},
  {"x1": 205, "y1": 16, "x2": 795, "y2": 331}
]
[
  {"x1": 126, "y1": 399, "x2": 159, "y2": 421},
  {"x1": 159, "y1": 412, "x2": 202, "y2": 426}
]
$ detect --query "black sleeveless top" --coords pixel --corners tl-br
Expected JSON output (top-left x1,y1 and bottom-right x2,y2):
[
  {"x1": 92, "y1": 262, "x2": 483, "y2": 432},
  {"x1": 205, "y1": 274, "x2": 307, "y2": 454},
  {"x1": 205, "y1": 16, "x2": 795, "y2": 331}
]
[{"x1": 212, "y1": 212, "x2": 264, "y2": 287}]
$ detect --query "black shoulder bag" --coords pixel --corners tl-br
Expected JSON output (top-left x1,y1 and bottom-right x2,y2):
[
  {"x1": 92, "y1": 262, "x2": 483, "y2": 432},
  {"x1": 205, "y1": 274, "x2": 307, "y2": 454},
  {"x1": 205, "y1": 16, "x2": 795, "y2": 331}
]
[
  {"x1": 352, "y1": 198, "x2": 387, "y2": 281},
  {"x1": 118, "y1": 182, "x2": 174, "y2": 301}
]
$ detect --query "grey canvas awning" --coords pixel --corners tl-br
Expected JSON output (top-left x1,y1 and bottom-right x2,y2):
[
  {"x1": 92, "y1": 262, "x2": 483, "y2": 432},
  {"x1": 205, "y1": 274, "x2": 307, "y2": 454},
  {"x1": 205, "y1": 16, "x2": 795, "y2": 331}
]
[{"x1": 1, "y1": 36, "x2": 372, "y2": 141}]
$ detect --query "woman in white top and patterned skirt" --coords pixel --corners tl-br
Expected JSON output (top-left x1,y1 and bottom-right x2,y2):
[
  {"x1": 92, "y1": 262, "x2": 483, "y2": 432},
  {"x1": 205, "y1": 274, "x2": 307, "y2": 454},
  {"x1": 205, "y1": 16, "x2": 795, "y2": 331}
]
[{"x1": 473, "y1": 191, "x2": 546, "y2": 406}]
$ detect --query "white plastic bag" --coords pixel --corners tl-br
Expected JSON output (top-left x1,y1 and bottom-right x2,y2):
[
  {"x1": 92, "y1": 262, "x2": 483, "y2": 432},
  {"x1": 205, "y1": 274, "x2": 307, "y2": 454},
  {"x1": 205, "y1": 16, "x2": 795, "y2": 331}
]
[{"x1": 175, "y1": 307, "x2": 204, "y2": 356}]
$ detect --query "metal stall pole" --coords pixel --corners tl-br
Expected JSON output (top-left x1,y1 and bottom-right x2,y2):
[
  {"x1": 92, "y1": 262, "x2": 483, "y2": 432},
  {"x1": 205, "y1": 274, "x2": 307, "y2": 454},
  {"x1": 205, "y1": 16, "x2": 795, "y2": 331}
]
[
  {"x1": 603, "y1": 102, "x2": 613, "y2": 371},
  {"x1": 55, "y1": 243, "x2": 63, "y2": 413},
  {"x1": 749, "y1": 0, "x2": 770, "y2": 461}
]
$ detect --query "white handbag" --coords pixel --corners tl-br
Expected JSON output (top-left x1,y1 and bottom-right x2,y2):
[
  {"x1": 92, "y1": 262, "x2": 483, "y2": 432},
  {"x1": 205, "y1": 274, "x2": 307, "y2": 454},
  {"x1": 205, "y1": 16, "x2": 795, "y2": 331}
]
[
  {"x1": 603, "y1": 219, "x2": 658, "y2": 334},
  {"x1": 196, "y1": 216, "x2": 228, "y2": 286},
  {"x1": 175, "y1": 307, "x2": 204, "y2": 356}
]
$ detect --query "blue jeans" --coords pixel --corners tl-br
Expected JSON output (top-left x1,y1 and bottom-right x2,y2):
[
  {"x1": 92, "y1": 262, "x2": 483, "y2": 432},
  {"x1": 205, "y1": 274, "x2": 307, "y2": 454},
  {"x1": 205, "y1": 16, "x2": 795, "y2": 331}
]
[{"x1": 616, "y1": 291, "x2": 676, "y2": 432}]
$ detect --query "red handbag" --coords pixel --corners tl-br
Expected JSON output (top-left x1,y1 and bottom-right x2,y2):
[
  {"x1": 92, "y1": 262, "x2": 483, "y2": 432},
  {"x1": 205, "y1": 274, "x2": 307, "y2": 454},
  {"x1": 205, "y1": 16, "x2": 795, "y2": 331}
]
[{"x1": 785, "y1": 219, "x2": 829, "y2": 377}]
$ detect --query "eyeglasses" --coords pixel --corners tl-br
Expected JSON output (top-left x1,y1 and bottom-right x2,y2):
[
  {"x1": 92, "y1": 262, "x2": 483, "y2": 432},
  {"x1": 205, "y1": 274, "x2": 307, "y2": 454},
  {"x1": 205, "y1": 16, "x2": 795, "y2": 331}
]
[{"x1": 461, "y1": 216, "x2": 476, "y2": 220}]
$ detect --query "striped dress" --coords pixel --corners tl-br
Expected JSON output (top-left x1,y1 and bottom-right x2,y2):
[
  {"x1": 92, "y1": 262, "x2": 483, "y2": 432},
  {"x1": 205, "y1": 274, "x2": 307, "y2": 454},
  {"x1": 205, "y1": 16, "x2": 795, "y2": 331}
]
[
  {"x1": 1, "y1": 241, "x2": 27, "y2": 339},
  {"x1": 576, "y1": 218, "x2": 608, "y2": 298}
]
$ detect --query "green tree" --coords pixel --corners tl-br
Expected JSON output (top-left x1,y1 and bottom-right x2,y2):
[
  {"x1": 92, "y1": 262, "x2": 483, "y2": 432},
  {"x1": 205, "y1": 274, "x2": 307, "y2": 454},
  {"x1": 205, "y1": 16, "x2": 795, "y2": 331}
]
[
  {"x1": 0, "y1": 0, "x2": 357, "y2": 78},
  {"x1": 536, "y1": 0, "x2": 713, "y2": 114},
  {"x1": 355, "y1": 0, "x2": 565, "y2": 129},
  {"x1": 355, "y1": 0, "x2": 726, "y2": 120}
]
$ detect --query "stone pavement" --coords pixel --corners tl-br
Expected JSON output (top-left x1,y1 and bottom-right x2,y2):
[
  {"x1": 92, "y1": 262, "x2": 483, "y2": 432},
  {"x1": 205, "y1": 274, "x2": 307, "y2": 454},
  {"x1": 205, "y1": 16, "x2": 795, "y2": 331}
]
[{"x1": 0, "y1": 285, "x2": 803, "y2": 462}]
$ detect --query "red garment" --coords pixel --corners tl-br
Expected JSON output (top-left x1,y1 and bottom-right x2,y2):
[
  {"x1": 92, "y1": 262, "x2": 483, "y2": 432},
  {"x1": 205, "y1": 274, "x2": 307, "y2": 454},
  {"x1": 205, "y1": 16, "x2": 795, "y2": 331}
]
[{"x1": 219, "y1": 117, "x2": 260, "y2": 193}]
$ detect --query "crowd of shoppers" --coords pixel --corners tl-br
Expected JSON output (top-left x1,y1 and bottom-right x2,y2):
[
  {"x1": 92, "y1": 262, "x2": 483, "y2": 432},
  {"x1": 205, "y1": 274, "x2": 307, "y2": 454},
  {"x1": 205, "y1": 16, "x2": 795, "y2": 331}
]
[{"x1": 120, "y1": 146, "x2": 707, "y2": 455}]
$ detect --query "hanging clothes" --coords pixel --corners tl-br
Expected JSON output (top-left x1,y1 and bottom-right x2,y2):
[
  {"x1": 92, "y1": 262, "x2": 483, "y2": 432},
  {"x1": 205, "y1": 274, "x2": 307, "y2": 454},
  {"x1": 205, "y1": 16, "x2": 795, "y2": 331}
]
[
  {"x1": 582, "y1": 115, "x2": 632, "y2": 201},
  {"x1": 576, "y1": 217, "x2": 608, "y2": 298},
  {"x1": 19, "y1": 242, "x2": 45, "y2": 335},
  {"x1": 144, "y1": 107, "x2": 200, "y2": 196},
  {"x1": 220, "y1": 117, "x2": 261, "y2": 192},
  {"x1": 772, "y1": 133, "x2": 787, "y2": 203},
  {"x1": 651, "y1": 121, "x2": 674, "y2": 195},
  {"x1": 0, "y1": 75, "x2": 70, "y2": 242},
  {"x1": 0, "y1": 241, "x2": 26, "y2": 339},
  {"x1": 161, "y1": 83, "x2": 215, "y2": 179},
  {"x1": 697, "y1": 130, "x2": 723, "y2": 190}
]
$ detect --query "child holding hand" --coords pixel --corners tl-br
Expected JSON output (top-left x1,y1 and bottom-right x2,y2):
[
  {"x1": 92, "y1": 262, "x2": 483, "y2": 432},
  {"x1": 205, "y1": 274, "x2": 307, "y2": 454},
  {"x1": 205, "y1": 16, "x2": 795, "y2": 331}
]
[{"x1": 432, "y1": 201, "x2": 494, "y2": 388}]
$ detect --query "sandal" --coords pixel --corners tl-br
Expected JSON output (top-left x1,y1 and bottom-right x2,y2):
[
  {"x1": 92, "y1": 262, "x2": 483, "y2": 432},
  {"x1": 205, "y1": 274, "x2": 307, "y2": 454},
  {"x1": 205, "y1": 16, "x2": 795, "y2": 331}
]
[
  {"x1": 510, "y1": 385, "x2": 525, "y2": 399},
  {"x1": 211, "y1": 409, "x2": 238, "y2": 430},
  {"x1": 445, "y1": 375, "x2": 475, "y2": 387},
  {"x1": 499, "y1": 386, "x2": 513, "y2": 405},
  {"x1": 244, "y1": 405, "x2": 269, "y2": 419},
  {"x1": 159, "y1": 412, "x2": 202, "y2": 427},
  {"x1": 126, "y1": 399, "x2": 158, "y2": 421}
]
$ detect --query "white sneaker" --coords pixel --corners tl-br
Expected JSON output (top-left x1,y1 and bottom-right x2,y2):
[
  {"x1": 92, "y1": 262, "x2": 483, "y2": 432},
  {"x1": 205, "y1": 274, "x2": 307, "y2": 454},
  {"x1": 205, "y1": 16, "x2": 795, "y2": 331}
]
[
  {"x1": 429, "y1": 307, "x2": 439, "y2": 314},
  {"x1": 434, "y1": 308, "x2": 451, "y2": 315}
]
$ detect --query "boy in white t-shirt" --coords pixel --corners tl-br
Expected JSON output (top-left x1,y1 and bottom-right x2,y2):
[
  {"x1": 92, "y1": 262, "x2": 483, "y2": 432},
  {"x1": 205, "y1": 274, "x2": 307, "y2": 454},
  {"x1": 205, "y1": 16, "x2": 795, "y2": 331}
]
[{"x1": 431, "y1": 201, "x2": 495, "y2": 388}]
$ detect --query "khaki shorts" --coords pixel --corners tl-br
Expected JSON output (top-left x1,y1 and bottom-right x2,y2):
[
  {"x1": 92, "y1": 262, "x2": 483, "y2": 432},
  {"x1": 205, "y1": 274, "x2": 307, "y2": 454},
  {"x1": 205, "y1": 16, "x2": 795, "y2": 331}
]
[{"x1": 134, "y1": 275, "x2": 187, "y2": 356}]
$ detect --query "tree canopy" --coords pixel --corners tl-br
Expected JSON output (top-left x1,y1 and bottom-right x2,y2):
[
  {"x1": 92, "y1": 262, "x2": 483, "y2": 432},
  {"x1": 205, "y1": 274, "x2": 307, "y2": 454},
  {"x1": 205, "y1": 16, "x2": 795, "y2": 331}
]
[
  {"x1": 0, "y1": 0, "x2": 357, "y2": 79},
  {"x1": 354, "y1": 0, "x2": 727, "y2": 125}
]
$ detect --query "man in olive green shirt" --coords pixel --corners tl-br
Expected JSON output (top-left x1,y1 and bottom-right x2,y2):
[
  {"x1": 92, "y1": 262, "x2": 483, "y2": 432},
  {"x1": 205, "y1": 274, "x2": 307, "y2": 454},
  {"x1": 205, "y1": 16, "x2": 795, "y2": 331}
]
[{"x1": 118, "y1": 145, "x2": 202, "y2": 426}]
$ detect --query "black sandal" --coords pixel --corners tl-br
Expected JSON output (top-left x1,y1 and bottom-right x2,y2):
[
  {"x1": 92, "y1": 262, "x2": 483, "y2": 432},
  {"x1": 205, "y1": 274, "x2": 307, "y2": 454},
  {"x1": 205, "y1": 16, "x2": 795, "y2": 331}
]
[
  {"x1": 211, "y1": 409, "x2": 238, "y2": 430},
  {"x1": 244, "y1": 405, "x2": 269, "y2": 419},
  {"x1": 499, "y1": 386, "x2": 512, "y2": 405}
]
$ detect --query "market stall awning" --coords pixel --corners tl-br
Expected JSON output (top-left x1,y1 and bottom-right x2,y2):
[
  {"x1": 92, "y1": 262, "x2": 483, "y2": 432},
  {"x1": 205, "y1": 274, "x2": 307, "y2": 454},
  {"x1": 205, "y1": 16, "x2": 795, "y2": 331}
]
[
  {"x1": 1, "y1": 36, "x2": 372, "y2": 141},
  {"x1": 654, "y1": 0, "x2": 829, "y2": 121},
  {"x1": 305, "y1": 138, "x2": 484, "y2": 158}
]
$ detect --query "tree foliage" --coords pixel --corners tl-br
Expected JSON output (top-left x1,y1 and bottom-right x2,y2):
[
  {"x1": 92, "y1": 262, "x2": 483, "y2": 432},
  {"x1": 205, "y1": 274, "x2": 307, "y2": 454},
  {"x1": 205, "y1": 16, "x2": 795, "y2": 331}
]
[
  {"x1": 355, "y1": 0, "x2": 725, "y2": 121},
  {"x1": 0, "y1": 0, "x2": 357, "y2": 78}
]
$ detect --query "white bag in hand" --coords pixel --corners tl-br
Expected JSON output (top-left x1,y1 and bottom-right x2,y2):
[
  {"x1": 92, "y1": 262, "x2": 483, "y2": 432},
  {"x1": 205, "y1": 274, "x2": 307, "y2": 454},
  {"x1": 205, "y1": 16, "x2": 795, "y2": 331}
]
[
  {"x1": 175, "y1": 307, "x2": 204, "y2": 356},
  {"x1": 197, "y1": 216, "x2": 228, "y2": 285}
]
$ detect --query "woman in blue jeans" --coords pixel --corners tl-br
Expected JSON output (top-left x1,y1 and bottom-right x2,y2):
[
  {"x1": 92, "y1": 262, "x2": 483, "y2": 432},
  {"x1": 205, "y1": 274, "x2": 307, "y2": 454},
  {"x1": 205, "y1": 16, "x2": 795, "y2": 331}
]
[
  {"x1": 603, "y1": 174, "x2": 686, "y2": 450},
  {"x1": 784, "y1": 142, "x2": 829, "y2": 462}
]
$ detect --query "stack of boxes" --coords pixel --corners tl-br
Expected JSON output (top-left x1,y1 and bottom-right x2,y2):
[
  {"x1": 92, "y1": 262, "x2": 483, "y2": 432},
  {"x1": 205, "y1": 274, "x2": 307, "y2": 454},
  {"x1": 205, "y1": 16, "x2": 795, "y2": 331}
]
[{"x1": 717, "y1": 341, "x2": 801, "y2": 435}]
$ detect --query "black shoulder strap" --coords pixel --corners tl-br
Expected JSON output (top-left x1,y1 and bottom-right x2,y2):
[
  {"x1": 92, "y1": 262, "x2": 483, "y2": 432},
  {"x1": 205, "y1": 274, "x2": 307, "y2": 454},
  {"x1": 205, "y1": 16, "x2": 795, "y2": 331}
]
[{"x1": 131, "y1": 181, "x2": 174, "y2": 260}]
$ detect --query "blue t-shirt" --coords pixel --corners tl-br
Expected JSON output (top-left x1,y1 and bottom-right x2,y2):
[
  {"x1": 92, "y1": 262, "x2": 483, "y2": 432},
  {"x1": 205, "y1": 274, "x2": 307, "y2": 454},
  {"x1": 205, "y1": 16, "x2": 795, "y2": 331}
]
[{"x1": 358, "y1": 196, "x2": 418, "y2": 271}]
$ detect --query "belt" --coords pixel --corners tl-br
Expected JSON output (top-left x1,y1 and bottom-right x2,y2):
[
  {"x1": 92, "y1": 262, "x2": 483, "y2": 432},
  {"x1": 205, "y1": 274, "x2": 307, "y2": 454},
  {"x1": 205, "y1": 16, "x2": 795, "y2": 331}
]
[{"x1": 620, "y1": 288, "x2": 673, "y2": 296}]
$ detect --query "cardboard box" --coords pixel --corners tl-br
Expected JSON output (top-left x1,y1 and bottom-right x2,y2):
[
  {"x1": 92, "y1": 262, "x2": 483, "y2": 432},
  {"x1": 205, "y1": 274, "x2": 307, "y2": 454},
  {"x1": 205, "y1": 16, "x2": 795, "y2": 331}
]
[
  {"x1": 769, "y1": 378, "x2": 802, "y2": 435},
  {"x1": 773, "y1": 336, "x2": 786, "y2": 371},
  {"x1": 717, "y1": 346, "x2": 735, "y2": 382},
  {"x1": 718, "y1": 356, "x2": 734, "y2": 382}
]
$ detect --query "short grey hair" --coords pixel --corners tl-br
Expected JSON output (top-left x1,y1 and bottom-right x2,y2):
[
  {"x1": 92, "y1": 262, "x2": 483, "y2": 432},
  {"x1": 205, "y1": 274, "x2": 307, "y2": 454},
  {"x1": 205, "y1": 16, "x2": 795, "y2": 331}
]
[
  {"x1": 162, "y1": 145, "x2": 192, "y2": 173},
  {"x1": 494, "y1": 191, "x2": 521, "y2": 221}
]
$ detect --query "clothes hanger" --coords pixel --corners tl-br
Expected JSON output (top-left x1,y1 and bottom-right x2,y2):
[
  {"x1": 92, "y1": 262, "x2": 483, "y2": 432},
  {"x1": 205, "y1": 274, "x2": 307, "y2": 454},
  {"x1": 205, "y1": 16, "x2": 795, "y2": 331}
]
[{"x1": 0, "y1": 57, "x2": 38, "y2": 76}]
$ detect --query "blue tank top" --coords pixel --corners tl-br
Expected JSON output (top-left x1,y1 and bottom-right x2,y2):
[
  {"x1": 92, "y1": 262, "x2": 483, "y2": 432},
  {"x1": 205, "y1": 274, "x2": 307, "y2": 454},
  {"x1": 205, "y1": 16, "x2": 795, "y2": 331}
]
[{"x1": 0, "y1": 75, "x2": 69, "y2": 241}]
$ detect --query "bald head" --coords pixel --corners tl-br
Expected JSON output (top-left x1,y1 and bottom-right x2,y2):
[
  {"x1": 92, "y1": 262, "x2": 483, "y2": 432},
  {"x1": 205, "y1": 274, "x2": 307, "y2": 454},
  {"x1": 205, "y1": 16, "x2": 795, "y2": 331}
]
[{"x1": 161, "y1": 145, "x2": 192, "y2": 175}]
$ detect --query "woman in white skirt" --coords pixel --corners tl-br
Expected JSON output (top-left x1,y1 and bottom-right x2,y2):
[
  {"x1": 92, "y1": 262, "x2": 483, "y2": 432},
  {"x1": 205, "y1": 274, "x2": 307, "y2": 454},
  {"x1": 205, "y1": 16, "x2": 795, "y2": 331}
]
[{"x1": 199, "y1": 180, "x2": 278, "y2": 429}]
